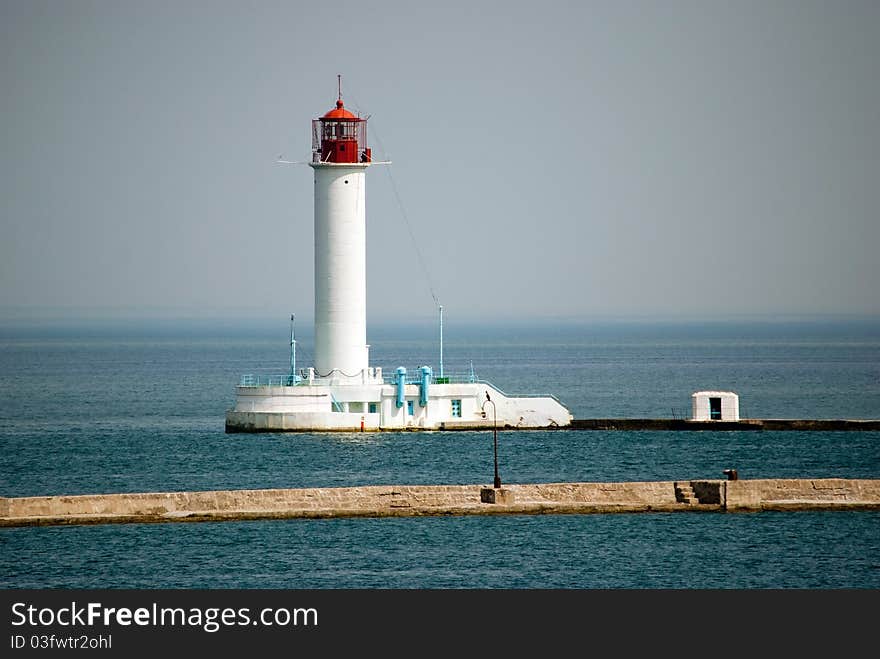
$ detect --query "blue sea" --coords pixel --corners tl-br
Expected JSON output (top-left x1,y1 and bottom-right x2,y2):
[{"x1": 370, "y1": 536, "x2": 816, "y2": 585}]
[{"x1": 1, "y1": 317, "x2": 879, "y2": 588}]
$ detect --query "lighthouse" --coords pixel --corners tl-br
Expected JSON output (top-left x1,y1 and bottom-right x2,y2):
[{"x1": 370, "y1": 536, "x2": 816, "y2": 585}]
[
  {"x1": 311, "y1": 85, "x2": 373, "y2": 380},
  {"x1": 225, "y1": 81, "x2": 572, "y2": 432}
]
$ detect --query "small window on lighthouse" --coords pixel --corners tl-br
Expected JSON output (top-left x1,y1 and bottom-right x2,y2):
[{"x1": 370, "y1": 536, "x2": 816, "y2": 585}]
[
  {"x1": 407, "y1": 400, "x2": 414, "y2": 416},
  {"x1": 451, "y1": 400, "x2": 462, "y2": 417}
]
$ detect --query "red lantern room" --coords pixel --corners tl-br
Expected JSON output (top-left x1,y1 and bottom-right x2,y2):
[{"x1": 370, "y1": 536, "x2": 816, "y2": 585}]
[{"x1": 312, "y1": 77, "x2": 371, "y2": 164}]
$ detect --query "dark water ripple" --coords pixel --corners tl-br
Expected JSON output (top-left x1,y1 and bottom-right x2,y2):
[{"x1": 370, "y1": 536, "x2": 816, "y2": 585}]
[{"x1": 2, "y1": 512, "x2": 878, "y2": 589}]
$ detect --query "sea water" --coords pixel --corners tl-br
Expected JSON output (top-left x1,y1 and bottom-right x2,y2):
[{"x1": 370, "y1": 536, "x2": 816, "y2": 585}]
[{"x1": 1, "y1": 318, "x2": 878, "y2": 588}]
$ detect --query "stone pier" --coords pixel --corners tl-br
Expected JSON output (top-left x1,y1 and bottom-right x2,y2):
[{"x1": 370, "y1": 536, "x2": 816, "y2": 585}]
[{"x1": 2, "y1": 479, "x2": 878, "y2": 528}]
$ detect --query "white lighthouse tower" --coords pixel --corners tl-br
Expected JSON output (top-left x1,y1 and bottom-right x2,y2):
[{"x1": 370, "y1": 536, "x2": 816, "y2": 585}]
[
  {"x1": 225, "y1": 81, "x2": 572, "y2": 432},
  {"x1": 311, "y1": 85, "x2": 373, "y2": 381}
]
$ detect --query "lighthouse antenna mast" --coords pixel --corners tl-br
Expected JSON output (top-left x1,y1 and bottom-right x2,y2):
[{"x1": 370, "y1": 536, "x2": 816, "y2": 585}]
[
  {"x1": 289, "y1": 313, "x2": 298, "y2": 384},
  {"x1": 439, "y1": 305, "x2": 444, "y2": 379}
]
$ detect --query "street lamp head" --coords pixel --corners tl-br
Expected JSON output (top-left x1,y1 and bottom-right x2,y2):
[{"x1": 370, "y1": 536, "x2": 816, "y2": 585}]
[{"x1": 481, "y1": 395, "x2": 495, "y2": 416}]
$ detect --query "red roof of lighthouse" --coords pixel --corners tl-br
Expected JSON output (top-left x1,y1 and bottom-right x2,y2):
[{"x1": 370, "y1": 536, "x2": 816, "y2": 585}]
[{"x1": 321, "y1": 99, "x2": 360, "y2": 120}]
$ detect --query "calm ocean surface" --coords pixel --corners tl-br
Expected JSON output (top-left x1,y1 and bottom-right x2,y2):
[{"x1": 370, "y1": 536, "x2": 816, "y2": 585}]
[{"x1": 1, "y1": 318, "x2": 878, "y2": 588}]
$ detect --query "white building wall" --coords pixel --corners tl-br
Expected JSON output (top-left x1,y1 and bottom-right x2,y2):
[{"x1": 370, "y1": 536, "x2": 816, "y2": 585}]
[
  {"x1": 722, "y1": 395, "x2": 740, "y2": 420},
  {"x1": 227, "y1": 411, "x2": 380, "y2": 431},
  {"x1": 232, "y1": 385, "x2": 332, "y2": 413},
  {"x1": 380, "y1": 397, "x2": 400, "y2": 427},
  {"x1": 312, "y1": 163, "x2": 369, "y2": 378},
  {"x1": 227, "y1": 381, "x2": 572, "y2": 431},
  {"x1": 691, "y1": 391, "x2": 740, "y2": 421}
]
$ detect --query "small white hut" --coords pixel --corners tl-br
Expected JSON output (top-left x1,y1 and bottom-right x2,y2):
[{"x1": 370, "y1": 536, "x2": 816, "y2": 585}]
[{"x1": 691, "y1": 391, "x2": 740, "y2": 421}]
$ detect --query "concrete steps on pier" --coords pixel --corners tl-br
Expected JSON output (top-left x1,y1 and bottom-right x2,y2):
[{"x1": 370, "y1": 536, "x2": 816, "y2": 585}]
[{"x1": 674, "y1": 482, "x2": 699, "y2": 505}]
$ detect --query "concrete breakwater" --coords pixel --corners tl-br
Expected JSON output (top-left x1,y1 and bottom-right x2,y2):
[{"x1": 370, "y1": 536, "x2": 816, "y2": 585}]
[
  {"x1": 2, "y1": 479, "x2": 878, "y2": 528},
  {"x1": 226, "y1": 418, "x2": 880, "y2": 432},
  {"x1": 569, "y1": 418, "x2": 880, "y2": 431}
]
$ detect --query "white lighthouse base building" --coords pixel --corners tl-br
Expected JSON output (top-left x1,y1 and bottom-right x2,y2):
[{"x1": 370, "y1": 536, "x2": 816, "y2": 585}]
[
  {"x1": 226, "y1": 86, "x2": 572, "y2": 433},
  {"x1": 225, "y1": 370, "x2": 572, "y2": 432}
]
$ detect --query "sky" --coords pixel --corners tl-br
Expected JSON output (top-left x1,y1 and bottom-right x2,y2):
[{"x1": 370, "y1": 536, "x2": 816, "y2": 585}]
[{"x1": 1, "y1": 0, "x2": 878, "y2": 327}]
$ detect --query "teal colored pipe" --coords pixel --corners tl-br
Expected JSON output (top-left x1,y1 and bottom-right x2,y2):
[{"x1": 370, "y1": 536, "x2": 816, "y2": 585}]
[
  {"x1": 419, "y1": 365, "x2": 432, "y2": 407},
  {"x1": 396, "y1": 367, "x2": 406, "y2": 408}
]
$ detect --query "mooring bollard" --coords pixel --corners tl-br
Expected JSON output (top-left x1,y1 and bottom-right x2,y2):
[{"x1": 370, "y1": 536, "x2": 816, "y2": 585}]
[{"x1": 723, "y1": 468, "x2": 739, "y2": 481}]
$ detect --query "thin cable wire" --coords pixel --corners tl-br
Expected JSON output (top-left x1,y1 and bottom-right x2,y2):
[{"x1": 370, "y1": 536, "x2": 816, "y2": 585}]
[{"x1": 350, "y1": 93, "x2": 440, "y2": 309}]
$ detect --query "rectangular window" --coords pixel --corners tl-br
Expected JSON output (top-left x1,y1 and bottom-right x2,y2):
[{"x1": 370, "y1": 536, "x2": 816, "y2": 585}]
[
  {"x1": 368, "y1": 402, "x2": 377, "y2": 414},
  {"x1": 451, "y1": 399, "x2": 462, "y2": 417},
  {"x1": 709, "y1": 397, "x2": 722, "y2": 420},
  {"x1": 407, "y1": 400, "x2": 414, "y2": 416}
]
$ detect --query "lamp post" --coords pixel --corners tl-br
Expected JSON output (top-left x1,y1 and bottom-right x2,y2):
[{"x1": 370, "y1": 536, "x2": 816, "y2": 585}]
[{"x1": 482, "y1": 392, "x2": 501, "y2": 488}]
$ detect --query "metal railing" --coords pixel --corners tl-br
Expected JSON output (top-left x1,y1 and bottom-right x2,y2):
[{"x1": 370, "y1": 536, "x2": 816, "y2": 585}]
[
  {"x1": 239, "y1": 367, "x2": 382, "y2": 388},
  {"x1": 238, "y1": 369, "x2": 479, "y2": 388},
  {"x1": 239, "y1": 374, "x2": 300, "y2": 387},
  {"x1": 237, "y1": 370, "x2": 566, "y2": 404},
  {"x1": 381, "y1": 370, "x2": 478, "y2": 385}
]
